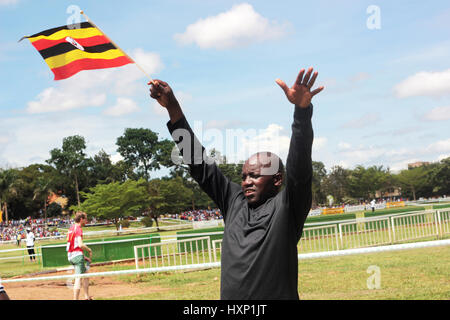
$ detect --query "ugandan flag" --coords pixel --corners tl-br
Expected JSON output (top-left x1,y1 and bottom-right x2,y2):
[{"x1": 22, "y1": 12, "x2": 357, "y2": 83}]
[{"x1": 24, "y1": 22, "x2": 133, "y2": 80}]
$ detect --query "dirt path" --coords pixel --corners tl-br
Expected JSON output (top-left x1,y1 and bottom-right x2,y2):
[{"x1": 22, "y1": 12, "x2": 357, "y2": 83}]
[{"x1": 4, "y1": 263, "x2": 168, "y2": 300}]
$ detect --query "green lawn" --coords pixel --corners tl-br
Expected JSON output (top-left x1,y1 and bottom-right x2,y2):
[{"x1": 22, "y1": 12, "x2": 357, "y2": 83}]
[{"x1": 98, "y1": 245, "x2": 450, "y2": 300}]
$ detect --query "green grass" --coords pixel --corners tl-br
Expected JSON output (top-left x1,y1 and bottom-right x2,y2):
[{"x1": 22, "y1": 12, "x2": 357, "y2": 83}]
[
  {"x1": 96, "y1": 245, "x2": 450, "y2": 300},
  {"x1": 299, "y1": 245, "x2": 450, "y2": 300}
]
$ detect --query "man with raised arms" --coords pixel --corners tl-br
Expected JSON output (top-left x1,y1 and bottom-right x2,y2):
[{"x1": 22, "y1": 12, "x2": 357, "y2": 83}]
[{"x1": 149, "y1": 67, "x2": 324, "y2": 299}]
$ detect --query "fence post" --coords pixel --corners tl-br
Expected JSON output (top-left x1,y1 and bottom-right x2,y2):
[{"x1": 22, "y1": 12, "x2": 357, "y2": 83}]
[
  {"x1": 134, "y1": 246, "x2": 139, "y2": 270},
  {"x1": 207, "y1": 236, "x2": 212, "y2": 263},
  {"x1": 387, "y1": 218, "x2": 393, "y2": 245},
  {"x1": 391, "y1": 217, "x2": 396, "y2": 243},
  {"x1": 436, "y1": 211, "x2": 442, "y2": 239},
  {"x1": 334, "y1": 225, "x2": 339, "y2": 250},
  {"x1": 338, "y1": 224, "x2": 343, "y2": 249}
]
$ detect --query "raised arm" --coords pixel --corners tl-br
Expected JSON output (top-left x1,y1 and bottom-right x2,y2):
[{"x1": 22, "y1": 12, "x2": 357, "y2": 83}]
[
  {"x1": 148, "y1": 80, "x2": 240, "y2": 216},
  {"x1": 276, "y1": 68, "x2": 324, "y2": 232}
]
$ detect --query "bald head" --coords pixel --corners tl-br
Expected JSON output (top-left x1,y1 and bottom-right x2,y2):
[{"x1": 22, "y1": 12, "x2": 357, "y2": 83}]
[
  {"x1": 245, "y1": 152, "x2": 284, "y2": 176},
  {"x1": 241, "y1": 152, "x2": 284, "y2": 208}
]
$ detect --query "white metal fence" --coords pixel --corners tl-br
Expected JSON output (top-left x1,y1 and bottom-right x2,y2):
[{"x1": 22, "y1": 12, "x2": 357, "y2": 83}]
[
  {"x1": 437, "y1": 208, "x2": 450, "y2": 236},
  {"x1": 299, "y1": 224, "x2": 340, "y2": 252},
  {"x1": 391, "y1": 211, "x2": 440, "y2": 242},
  {"x1": 131, "y1": 210, "x2": 450, "y2": 267},
  {"x1": 338, "y1": 217, "x2": 392, "y2": 249},
  {"x1": 132, "y1": 209, "x2": 450, "y2": 267},
  {"x1": 134, "y1": 236, "x2": 212, "y2": 269}
]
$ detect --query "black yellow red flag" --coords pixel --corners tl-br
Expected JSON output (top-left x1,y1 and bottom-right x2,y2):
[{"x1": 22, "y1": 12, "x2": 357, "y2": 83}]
[{"x1": 24, "y1": 22, "x2": 133, "y2": 80}]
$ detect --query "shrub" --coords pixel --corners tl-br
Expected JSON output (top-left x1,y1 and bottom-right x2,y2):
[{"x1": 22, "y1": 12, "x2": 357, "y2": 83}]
[
  {"x1": 120, "y1": 219, "x2": 130, "y2": 228},
  {"x1": 141, "y1": 216, "x2": 153, "y2": 228}
]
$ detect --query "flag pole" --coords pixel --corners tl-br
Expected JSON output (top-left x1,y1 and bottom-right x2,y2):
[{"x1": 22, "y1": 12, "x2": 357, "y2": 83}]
[{"x1": 80, "y1": 10, "x2": 155, "y2": 84}]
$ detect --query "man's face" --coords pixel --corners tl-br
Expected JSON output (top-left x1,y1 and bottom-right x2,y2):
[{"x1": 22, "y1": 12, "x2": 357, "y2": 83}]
[{"x1": 241, "y1": 154, "x2": 281, "y2": 208}]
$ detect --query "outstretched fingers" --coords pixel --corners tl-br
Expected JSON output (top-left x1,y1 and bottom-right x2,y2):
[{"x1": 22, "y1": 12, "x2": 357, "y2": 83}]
[
  {"x1": 301, "y1": 67, "x2": 313, "y2": 86},
  {"x1": 275, "y1": 78, "x2": 289, "y2": 96},
  {"x1": 311, "y1": 86, "x2": 325, "y2": 96},
  {"x1": 295, "y1": 69, "x2": 306, "y2": 86},
  {"x1": 307, "y1": 71, "x2": 318, "y2": 89}
]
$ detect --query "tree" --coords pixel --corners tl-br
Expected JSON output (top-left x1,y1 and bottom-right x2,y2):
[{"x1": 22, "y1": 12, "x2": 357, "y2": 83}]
[
  {"x1": 47, "y1": 135, "x2": 89, "y2": 206},
  {"x1": 347, "y1": 165, "x2": 387, "y2": 200},
  {"x1": 0, "y1": 169, "x2": 20, "y2": 222},
  {"x1": 116, "y1": 128, "x2": 175, "y2": 181},
  {"x1": 322, "y1": 165, "x2": 350, "y2": 204},
  {"x1": 32, "y1": 174, "x2": 54, "y2": 224},
  {"x1": 72, "y1": 179, "x2": 150, "y2": 230},
  {"x1": 146, "y1": 177, "x2": 194, "y2": 229},
  {"x1": 395, "y1": 166, "x2": 428, "y2": 200},
  {"x1": 311, "y1": 161, "x2": 327, "y2": 206},
  {"x1": 47, "y1": 202, "x2": 63, "y2": 217},
  {"x1": 427, "y1": 157, "x2": 450, "y2": 196}
]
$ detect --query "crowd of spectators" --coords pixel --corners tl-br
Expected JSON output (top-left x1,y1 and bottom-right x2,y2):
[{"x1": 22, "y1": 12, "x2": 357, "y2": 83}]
[
  {"x1": 170, "y1": 209, "x2": 223, "y2": 222},
  {"x1": 0, "y1": 217, "x2": 70, "y2": 243}
]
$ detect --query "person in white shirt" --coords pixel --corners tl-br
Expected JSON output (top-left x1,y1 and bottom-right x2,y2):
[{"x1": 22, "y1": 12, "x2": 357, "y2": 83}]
[
  {"x1": 370, "y1": 199, "x2": 376, "y2": 213},
  {"x1": 26, "y1": 228, "x2": 36, "y2": 262}
]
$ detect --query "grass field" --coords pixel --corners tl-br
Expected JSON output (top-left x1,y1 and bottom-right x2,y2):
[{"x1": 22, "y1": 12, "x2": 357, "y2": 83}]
[{"x1": 92, "y1": 244, "x2": 450, "y2": 300}]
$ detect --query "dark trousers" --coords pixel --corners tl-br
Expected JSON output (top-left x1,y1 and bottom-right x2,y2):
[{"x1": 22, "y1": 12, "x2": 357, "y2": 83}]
[{"x1": 27, "y1": 246, "x2": 35, "y2": 261}]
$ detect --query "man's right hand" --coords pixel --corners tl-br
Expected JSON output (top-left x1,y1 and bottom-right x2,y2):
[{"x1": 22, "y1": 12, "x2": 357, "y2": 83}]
[
  {"x1": 148, "y1": 80, "x2": 184, "y2": 123},
  {"x1": 148, "y1": 80, "x2": 179, "y2": 109}
]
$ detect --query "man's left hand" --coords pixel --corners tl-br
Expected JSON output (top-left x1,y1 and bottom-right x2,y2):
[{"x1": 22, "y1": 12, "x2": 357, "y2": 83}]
[{"x1": 276, "y1": 67, "x2": 324, "y2": 108}]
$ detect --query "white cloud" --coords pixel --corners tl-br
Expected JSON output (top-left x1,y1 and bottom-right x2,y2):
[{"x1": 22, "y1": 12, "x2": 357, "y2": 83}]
[
  {"x1": 0, "y1": 0, "x2": 19, "y2": 5},
  {"x1": 393, "y1": 41, "x2": 450, "y2": 64},
  {"x1": 103, "y1": 97, "x2": 140, "y2": 116},
  {"x1": 205, "y1": 120, "x2": 247, "y2": 130},
  {"x1": 426, "y1": 138, "x2": 450, "y2": 153},
  {"x1": 349, "y1": 72, "x2": 370, "y2": 83},
  {"x1": 394, "y1": 69, "x2": 450, "y2": 98},
  {"x1": 341, "y1": 113, "x2": 379, "y2": 129},
  {"x1": 423, "y1": 106, "x2": 450, "y2": 121},
  {"x1": 132, "y1": 49, "x2": 164, "y2": 76},
  {"x1": 438, "y1": 154, "x2": 450, "y2": 161},
  {"x1": 339, "y1": 146, "x2": 386, "y2": 164},
  {"x1": 174, "y1": 3, "x2": 288, "y2": 49},
  {"x1": 337, "y1": 142, "x2": 352, "y2": 151},
  {"x1": 110, "y1": 153, "x2": 124, "y2": 164},
  {"x1": 27, "y1": 86, "x2": 106, "y2": 113},
  {"x1": 26, "y1": 49, "x2": 163, "y2": 114},
  {"x1": 239, "y1": 124, "x2": 290, "y2": 162},
  {"x1": 313, "y1": 137, "x2": 327, "y2": 151}
]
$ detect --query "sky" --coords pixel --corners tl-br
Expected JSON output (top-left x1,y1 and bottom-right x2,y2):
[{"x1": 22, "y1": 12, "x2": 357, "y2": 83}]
[{"x1": 0, "y1": 0, "x2": 449, "y2": 176}]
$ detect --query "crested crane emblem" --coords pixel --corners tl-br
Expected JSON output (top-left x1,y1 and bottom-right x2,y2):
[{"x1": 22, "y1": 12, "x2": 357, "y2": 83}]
[{"x1": 65, "y1": 36, "x2": 85, "y2": 51}]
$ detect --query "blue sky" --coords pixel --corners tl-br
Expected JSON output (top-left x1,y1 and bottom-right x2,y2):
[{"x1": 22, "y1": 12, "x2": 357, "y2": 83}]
[{"x1": 0, "y1": 0, "x2": 449, "y2": 175}]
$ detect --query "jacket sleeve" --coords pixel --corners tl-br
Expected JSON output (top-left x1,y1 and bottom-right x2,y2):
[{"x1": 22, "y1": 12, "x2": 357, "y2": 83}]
[
  {"x1": 167, "y1": 116, "x2": 241, "y2": 220},
  {"x1": 283, "y1": 104, "x2": 314, "y2": 238}
]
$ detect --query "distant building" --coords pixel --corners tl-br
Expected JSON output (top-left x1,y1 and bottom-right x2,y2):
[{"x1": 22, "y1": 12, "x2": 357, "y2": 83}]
[
  {"x1": 408, "y1": 161, "x2": 430, "y2": 169},
  {"x1": 376, "y1": 188, "x2": 401, "y2": 199}
]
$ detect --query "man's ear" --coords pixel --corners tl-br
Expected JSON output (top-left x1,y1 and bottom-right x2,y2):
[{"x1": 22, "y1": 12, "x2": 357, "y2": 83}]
[{"x1": 273, "y1": 172, "x2": 283, "y2": 187}]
